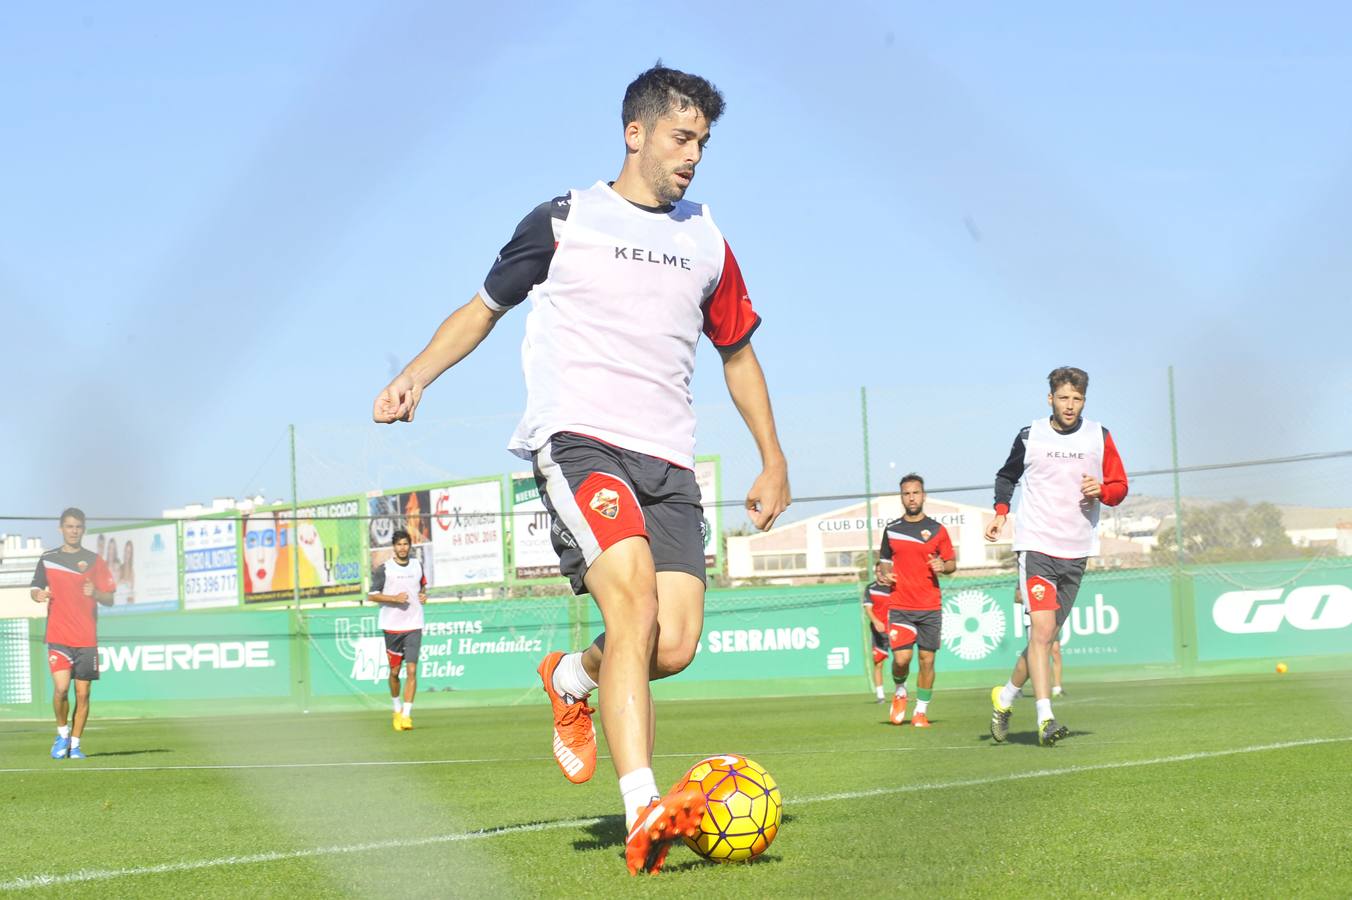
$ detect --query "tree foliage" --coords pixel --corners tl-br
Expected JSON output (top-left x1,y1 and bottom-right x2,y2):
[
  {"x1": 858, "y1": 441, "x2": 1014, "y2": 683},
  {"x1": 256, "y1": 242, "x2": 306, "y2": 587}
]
[{"x1": 1154, "y1": 500, "x2": 1301, "y2": 563}]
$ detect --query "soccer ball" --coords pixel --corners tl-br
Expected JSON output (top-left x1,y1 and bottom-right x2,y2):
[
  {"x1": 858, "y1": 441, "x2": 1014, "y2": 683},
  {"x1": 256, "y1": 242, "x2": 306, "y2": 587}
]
[{"x1": 675, "y1": 754, "x2": 782, "y2": 863}]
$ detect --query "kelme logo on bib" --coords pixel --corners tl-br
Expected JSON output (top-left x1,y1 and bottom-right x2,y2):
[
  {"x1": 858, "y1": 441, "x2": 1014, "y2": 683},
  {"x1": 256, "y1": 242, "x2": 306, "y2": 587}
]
[{"x1": 590, "y1": 488, "x2": 620, "y2": 520}]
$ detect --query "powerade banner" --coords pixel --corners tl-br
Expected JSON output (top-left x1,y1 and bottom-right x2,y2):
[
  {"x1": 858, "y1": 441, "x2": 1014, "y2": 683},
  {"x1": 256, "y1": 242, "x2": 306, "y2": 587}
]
[
  {"x1": 90, "y1": 523, "x2": 179, "y2": 615},
  {"x1": 1193, "y1": 561, "x2": 1352, "y2": 661},
  {"x1": 934, "y1": 573, "x2": 1176, "y2": 672},
  {"x1": 93, "y1": 610, "x2": 292, "y2": 700},
  {"x1": 182, "y1": 517, "x2": 240, "y2": 610},
  {"x1": 511, "y1": 474, "x2": 562, "y2": 581},
  {"x1": 695, "y1": 456, "x2": 721, "y2": 573},
  {"x1": 305, "y1": 600, "x2": 573, "y2": 695},
  {"x1": 243, "y1": 499, "x2": 363, "y2": 603}
]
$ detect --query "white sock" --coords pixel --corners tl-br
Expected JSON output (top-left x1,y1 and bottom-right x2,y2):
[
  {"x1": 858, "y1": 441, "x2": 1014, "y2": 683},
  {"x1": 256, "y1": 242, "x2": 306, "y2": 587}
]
[
  {"x1": 915, "y1": 699, "x2": 929, "y2": 715},
  {"x1": 875, "y1": 684, "x2": 884, "y2": 699},
  {"x1": 999, "y1": 681, "x2": 1020, "y2": 708},
  {"x1": 894, "y1": 683, "x2": 907, "y2": 698},
  {"x1": 619, "y1": 767, "x2": 660, "y2": 831},
  {"x1": 71, "y1": 736, "x2": 81, "y2": 749},
  {"x1": 1036, "y1": 698, "x2": 1054, "y2": 722},
  {"x1": 58, "y1": 725, "x2": 71, "y2": 739},
  {"x1": 552, "y1": 651, "x2": 598, "y2": 701},
  {"x1": 392, "y1": 697, "x2": 403, "y2": 713},
  {"x1": 1052, "y1": 685, "x2": 1063, "y2": 697},
  {"x1": 402, "y1": 701, "x2": 413, "y2": 715}
]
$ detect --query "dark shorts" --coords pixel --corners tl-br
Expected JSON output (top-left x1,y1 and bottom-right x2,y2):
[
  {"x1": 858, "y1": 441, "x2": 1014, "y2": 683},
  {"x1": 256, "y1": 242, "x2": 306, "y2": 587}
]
[
  {"x1": 384, "y1": 630, "x2": 422, "y2": 669},
  {"x1": 47, "y1": 644, "x2": 99, "y2": 681},
  {"x1": 888, "y1": 608, "x2": 942, "y2": 652},
  {"x1": 1018, "y1": 551, "x2": 1087, "y2": 627},
  {"x1": 870, "y1": 625, "x2": 890, "y2": 663},
  {"x1": 533, "y1": 432, "x2": 706, "y2": 595}
]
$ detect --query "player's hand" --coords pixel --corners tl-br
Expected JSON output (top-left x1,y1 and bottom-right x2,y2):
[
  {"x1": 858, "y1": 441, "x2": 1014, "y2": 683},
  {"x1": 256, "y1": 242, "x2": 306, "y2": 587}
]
[
  {"x1": 745, "y1": 464, "x2": 790, "y2": 532},
  {"x1": 395, "y1": 591, "x2": 409, "y2": 604},
  {"x1": 928, "y1": 554, "x2": 945, "y2": 575},
  {"x1": 875, "y1": 562, "x2": 896, "y2": 586},
  {"x1": 32, "y1": 588, "x2": 51, "y2": 603},
  {"x1": 373, "y1": 372, "x2": 422, "y2": 424},
  {"x1": 984, "y1": 514, "x2": 1006, "y2": 542},
  {"x1": 418, "y1": 592, "x2": 428, "y2": 605},
  {"x1": 82, "y1": 579, "x2": 94, "y2": 597},
  {"x1": 1081, "y1": 474, "x2": 1102, "y2": 499}
]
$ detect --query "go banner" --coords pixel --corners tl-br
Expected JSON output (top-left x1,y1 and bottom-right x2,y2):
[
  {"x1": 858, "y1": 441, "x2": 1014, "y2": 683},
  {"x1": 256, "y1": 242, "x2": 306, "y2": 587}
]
[
  {"x1": 303, "y1": 600, "x2": 573, "y2": 696},
  {"x1": 1192, "y1": 561, "x2": 1352, "y2": 661},
  {"x1": 89, "y1": 522, "x2": 180, "y2": 615},
  {"x1": 92, "y1": 610, "x2": 293, "y2": 700},
  {"x1": 933, "y1": 572, "x2": 1177, "y2": 672},
  {"x1": 242, "y1": 498, "x2": 364, "y2": 603}
]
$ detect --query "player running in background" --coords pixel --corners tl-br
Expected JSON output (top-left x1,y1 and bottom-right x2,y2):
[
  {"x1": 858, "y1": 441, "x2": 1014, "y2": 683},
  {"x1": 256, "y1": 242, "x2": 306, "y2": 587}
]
[
  {"x1": 985, "y1": 366, "x2": 1127, "y2": 745},
  {"x1": 372, "y1": 63, "x2": 790, "y2": 874},
  {"x1": 862, "y1": 579, "x2": 891, "y2": 702},
  {"x1": 875, "y1": 475, "x2": 955, "y2": 728},
  {"x1": 29, "y1": 508, "x2": 116, "y2": 759},
  {"x1": 367, "y1": 530, "x2": 427, "y2": 732}
]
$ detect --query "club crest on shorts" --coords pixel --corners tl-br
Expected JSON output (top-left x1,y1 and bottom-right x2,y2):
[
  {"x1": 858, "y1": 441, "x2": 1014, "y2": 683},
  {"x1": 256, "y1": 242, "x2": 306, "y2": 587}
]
[
  {"x1": 48, "y1": 653, "x2": 59, "y2": 666},
  {"x1": 1030, "y1": 582, "x2": 1046, "y2": 603},
  {"x1": 589, "y1": 488, "x2": 620, "y2": 520}
]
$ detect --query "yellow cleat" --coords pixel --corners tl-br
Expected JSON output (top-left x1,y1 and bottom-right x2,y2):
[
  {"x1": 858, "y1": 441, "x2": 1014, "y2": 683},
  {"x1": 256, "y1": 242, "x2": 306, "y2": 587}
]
[
  {"x1": 399, "y1": 715, "x2": 413, "y2": 731},
  {"x1": 393, "y1": 712, "x2": 406, "y2": 732}
]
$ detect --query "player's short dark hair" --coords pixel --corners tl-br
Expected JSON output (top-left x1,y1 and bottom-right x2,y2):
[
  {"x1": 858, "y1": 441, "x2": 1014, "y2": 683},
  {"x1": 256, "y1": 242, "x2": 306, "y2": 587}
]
[
  {"x1": 1048, "y1": 366, "x2": 1089, "y2": 394},
  {"x1": 622, "y1": 62, "x2": 725, "y2": 129},
  {"x1": 391, "y1": 529, "x2": 411, "y2": 545},
  {"x1": 899, "y1": 474, "x2": 925, "y2": 490},
  {"x1": 59, "y1": 507, "x2": 86, "y2": 524}
]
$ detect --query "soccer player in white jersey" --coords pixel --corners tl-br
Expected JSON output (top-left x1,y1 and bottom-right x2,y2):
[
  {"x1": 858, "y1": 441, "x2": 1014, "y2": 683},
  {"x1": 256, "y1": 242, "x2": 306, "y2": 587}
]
[
  {"x1": 372, "y1": 64, "x2": 790, "y2": 874},
  {"x1": 983, "y1": 367, "x2": 1128, "y2": 745},
  {"x1": 367, "y1": 530, "x2": 427, "y2": 732}
]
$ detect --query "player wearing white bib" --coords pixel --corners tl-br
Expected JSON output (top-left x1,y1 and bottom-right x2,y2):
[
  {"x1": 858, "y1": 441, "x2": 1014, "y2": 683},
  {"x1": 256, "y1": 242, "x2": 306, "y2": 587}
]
[
  {"x1": 984, "y1": 367, "x2": 1127, "y2": 746},
  {"x1": 373, "y1": 64, "x2": 790, "y2": 874},
  {"x1": 367, "y1": 530, "x2": 427, "y2": 732}
]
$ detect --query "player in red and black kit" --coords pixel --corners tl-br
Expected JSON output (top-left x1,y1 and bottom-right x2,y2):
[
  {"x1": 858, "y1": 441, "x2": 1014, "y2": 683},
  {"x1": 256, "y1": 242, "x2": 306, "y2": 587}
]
[
  {"x1": 862, "y1": 580, "x2": 891, "y2": 702},
  {"x1": 875, "y1": 475, "x2": 956, "y2": 728},
  {"x1": 29, "y1": 508, "x2": 116, "y2": 759}
]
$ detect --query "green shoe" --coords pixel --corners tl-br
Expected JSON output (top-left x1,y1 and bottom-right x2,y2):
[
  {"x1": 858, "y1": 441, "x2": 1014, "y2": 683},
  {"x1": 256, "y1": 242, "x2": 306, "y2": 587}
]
[{"x1": 1038, "y1": 718, "x2": 1069, "y2": 747}]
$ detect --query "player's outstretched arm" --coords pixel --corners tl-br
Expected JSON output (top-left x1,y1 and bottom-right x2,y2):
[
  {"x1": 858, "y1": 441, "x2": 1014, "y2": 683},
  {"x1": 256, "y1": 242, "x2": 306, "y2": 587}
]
[
  {"x1": 373, "y1": 294, "x2": 507, "y2": 423},
  {"x1": 367, "y1": 592, "x2": 410, "y2": 606},
  {"x1": 719, "y1": 342, "x2": 790, "y2": 532}
]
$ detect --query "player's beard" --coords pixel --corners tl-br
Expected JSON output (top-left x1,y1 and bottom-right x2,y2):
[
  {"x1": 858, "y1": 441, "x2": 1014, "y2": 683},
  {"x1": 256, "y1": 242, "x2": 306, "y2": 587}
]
[{"x1": 641, "y1": 151, "x2": 687, "y2": 204}]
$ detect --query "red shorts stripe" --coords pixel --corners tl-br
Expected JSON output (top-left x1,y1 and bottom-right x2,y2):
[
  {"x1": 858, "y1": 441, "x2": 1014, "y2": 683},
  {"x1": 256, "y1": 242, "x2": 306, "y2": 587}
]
[
  {"x1": 889, "y1": 622, "x2": 918, "y2": 650},
  {"x1": 574, "y1": 471, "x2": 647, "y2": 554}
]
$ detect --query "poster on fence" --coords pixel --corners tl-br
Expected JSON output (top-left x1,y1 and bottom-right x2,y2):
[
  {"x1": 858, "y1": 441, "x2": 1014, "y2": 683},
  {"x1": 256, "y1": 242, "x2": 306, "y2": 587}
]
[
  {"x1": 368, "y1": 488, "x2": 435, "y2": 583},
  {"x1": 511, "y1": 473, "x2": 563, "y2": 581},
  {"x1": 182, "y1": 516, "x2": 239, "y2": 609},
  {"x1": 91, "y1": 523, "x2": 179, "y2": 614},
  {"x1": 243, "y1": 498, "x2": 363, "y2": 603},
  {"x1": 695, "y1": 456, "x2": 722, "y2": 573},
  {"x1": 370, "y1": 480, "x2": 506, "y2": 590}
]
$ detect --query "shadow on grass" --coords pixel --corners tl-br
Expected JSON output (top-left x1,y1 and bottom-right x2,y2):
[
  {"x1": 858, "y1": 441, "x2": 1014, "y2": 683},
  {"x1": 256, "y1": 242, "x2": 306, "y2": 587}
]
[
  {"x1": 572, "y1": 811, "x2": 797, "y2": 860},
  {"x1": 975, "y1": 729, "x2": 1096, "y2": 746},
  {"x1": 90, "y1": 748, "x2": 174, "y2": 758}
]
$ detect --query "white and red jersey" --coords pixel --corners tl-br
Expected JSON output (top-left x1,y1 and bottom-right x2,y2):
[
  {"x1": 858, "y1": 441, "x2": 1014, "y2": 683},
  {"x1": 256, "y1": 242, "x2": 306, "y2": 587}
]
[
  {"x1": 993, "y1": 416, "x2": 1128, "y2": 559},
  {"x1": 31, "y1": 548, "x2": 116, "y2": 648},
  {"x1": 481, "y1": 181, "x2": 760, "y2": 469},
  {"x1": 369, "y1": 557, "x2": 426, "y2": 633}
]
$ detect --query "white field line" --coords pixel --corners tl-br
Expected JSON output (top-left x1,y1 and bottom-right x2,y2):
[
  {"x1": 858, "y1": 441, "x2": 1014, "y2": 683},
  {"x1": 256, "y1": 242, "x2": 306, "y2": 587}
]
[{"x1": 1, "y1": 735, "x2": 1346, "y2": 892}]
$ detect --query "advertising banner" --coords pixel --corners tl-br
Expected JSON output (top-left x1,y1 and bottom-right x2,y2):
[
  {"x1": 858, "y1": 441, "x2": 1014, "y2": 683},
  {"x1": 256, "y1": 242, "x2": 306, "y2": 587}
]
[
  {"x1": 304, "y1": 599, "x2": 572, "y2": 696},
  {"x1": 0, "y1": 619, "x2": 31, "y2": 704},
  {"x1": 1193, "y1": 561, "x2": 1352, "y2": 661},
  {"x1": 511, "y1": 473, "x2": 563, "y2": 581},
  {"x1": 243, "y1": 498, "x2": 363, "y2": 603},
  {"x1": 428, "y1": 480, "x2": 505, "y2": 587},
  {"x1": 369, "y1": 487, "x2": 435, "y2": 582},
  {"x1": 93, "y1": 610, "x2": 293, "y2": 700},
  {"x1": 695, "y1": 456, "x2": 722, "y2": 573},
  {"x1": 933, "y1": 572, "x2": 1176, "y2": 672},
  {"x1": 91, "y1": 523, "x2": 179, "y2": 615},
  {"x1": 182, "y1": 517, "x2": 240, "y2": 610}
]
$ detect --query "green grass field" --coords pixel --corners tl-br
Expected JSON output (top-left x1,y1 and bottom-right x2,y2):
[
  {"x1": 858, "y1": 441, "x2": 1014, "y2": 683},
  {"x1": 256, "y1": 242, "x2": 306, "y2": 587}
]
[{"x1": 2, "y1": 672, "x2": 1350, "y2": 898}]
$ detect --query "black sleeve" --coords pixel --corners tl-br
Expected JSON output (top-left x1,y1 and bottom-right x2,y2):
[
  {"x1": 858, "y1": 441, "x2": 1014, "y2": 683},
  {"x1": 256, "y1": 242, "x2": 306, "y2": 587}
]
[
  {"x1": 369, "y1": 563, "x2": 385, "y2": 595},
  {"x1": 878, "y1": 528, "x2": 893, "y2": 561},
  {"x1": 994, "y1": 427, "x2": 1030, "y2": 511},
  {"x1": 480, "y1": 194, "x2": 570, "y2": 310},
  {"x1": 30, "y1": 557, "x2": 48, "y2": 590}
]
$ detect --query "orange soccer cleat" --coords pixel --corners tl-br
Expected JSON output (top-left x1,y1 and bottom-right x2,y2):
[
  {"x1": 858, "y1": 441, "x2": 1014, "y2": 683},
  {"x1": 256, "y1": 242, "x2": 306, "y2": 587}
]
[
  {"x1": 889, "y1": 690, "x2": 908, "y2": 726},
  {"x1": 911, "y1": 712, "x2": 931, "y2": 728},
  {"x1": 537, "y1": 651, "x2": 597, "y2": 784},
  {"x1": 625, "y1": 784, "x2": 708, "y2": 875}
]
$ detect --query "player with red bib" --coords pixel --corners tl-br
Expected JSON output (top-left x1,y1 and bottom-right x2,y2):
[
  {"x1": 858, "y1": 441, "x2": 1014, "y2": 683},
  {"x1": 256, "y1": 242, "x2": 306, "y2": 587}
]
[{"x1": 29, "y1": 508, "x2": 116, "y2": 760}]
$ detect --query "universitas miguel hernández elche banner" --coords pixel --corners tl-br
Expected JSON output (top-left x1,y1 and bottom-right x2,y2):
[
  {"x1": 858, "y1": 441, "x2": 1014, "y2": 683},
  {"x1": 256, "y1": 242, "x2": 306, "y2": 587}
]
[
  {"x1": 90, "y1": 522, "x2": 179, "y2": 615},
  {"x1": 242, "y1": 498, "x2": 363, "y2": 603}
]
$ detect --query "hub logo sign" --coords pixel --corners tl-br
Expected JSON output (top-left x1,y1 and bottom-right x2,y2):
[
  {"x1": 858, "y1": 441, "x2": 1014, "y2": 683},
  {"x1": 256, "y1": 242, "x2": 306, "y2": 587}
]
[{"x1": 1196, "y1": 569, "x2": 1352, "y2": 661}]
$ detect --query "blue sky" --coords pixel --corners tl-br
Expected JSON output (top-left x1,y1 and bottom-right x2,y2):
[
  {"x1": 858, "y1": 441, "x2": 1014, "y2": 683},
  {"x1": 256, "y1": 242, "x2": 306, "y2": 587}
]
[{"x1": 4, "y1": 2, "x2": 1351, "y2": 536}]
